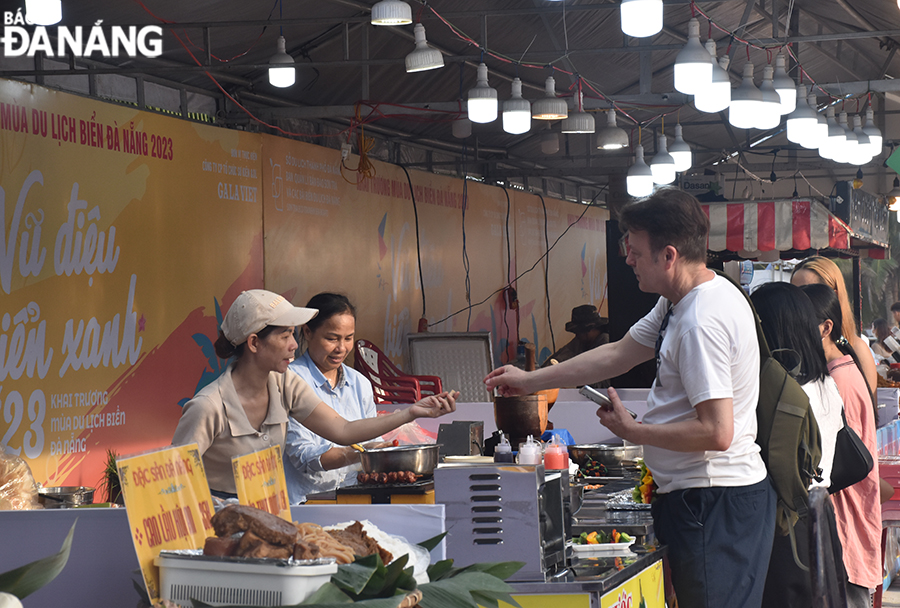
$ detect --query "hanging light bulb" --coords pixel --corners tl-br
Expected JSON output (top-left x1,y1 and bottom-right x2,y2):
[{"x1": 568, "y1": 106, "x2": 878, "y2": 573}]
[
  {"x1": 620, "y1": 0, "x2": 663, "y2": 38},
  {"x1": 834, "y1": 112, "x2": 858, "y2": 164},
  {"x1": 819, "y1": 106, "x2": 846, "y2": 161},
  {"x1": 532, "y1": 76, "x2": 568, "y2": 120},
  {"x1": 268, "y1": 36, "x2": 296, "y2": 88},
  {"x1": 405, "y1": 23, "x2": 444, "y2": 72},
  {"x1": 561, "y1": 90, "x2": 595, "y2": 134},
  {"x1": 596, "y1": 109, "x2": 629, "y2": 150},
  {"x1": 772, "y1": 54, "x2": 796, "y2": 115},
  {"x1": 863, "y1": 107, "x2": 883, "y2": 158},
  {"x1": 803, "y1": 94, "x2": 828, "y2": 150},
  {"x1": 669, "y1": 124, "x2": 692, "y2": 172},
  {"x1": 467, "y1": 63, "x2": 498, "y2": 123},
  {"x1": 371, "y1": 0, "x2": 412, "y2": 25},
  {"x1": 756, "y1": 66, "x2": 781, "y2": 130},
  {"x1": 674, "y1": 19, "x2": 713, "y2": 95},
  {"x1": 650, "y1": 134, "x2": 676, "y2": 185},
  {"x1": 25, "y1": 0, "x2": 61, "y2": 25},
  {"x1": 502, "y1": 78, "x2": 531, "y2": 135},
  {"x1": 786, "y1": 86, "x2": 817, "y2": 146},
  {"x1": 627, "y1": 144, "x2": 655, "y2": 197},
  {"x1": 695, "y1": 44, "x2": 731, "y2": 114},
  {"x1": 451, "y1": 117, "x2": 472, "y2": 139},
  {"x1": 541, "y1": 127, "x2": 560, "y2": 155},
  {"x1": 888, "y1": 176, "x2": 900, "y2": 210},
  {"x1": 853, "y1": 168, "x2": 864, "y2": 190},
  {"x1": 729, "y1": 63, "x2": 764, "y2": 130},
  {"x1": 851, "y1": 115, "x2": 872, "y2": 166}
]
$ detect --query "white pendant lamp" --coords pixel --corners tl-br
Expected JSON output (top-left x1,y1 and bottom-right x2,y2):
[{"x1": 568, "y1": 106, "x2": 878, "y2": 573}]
[
  {"x1": 835, "y1": 112, "x2": 858, "y2": 164},
  {"x1": 596, "y1": 110, "x2": 629, "y2": 150},
  {"x1": 695, "y1": 44, "x2": 731, "y2": 114},
  {"x1": 888, "y1": 177, "x2": 900, "y2": 209},
  {"x1": 756, "y1": 66, "x2": 781, "y2": 130},
  {"x1": 674, "y1": 19, "x2": 713, "y2": 95},
  {"x1": 650, "y1": 134, "x2": 676, "y2": 185},
  {"x1": 620, "y1": 0, "x2": 663, "y2": 38},
  {"x1": 804, "y1": 94, "x2": 828, "y2": 150},
  {"x1": 669, "y1": 124, "x2": 692, "y2": 172},
  {"x1": 502, "y1": 78, "x2": 531, "y2": 135},
  {"x1": 25, "y1": 0, "x2": 61, "y2": 25},
  {"x1": 561, "y1": 91, "x2": 595, "y2": 134},
  {"x1": 532, "y1": 76, "x2": 568, "y2": 120},
  {"x1": 467, "y1": 63, "x2": 498, "y2": 123},
  {"x1": 819, "y1": 107, "x2": 846, "y2": 161},
  {"x1": 541, "y1": 127, "x2": 560, "y2": 155},
  {"x1": 627, "y1": 144, "x2": 655, "y2": 197},
  {"x1": 772, "y1": 54, "x2": 796, "y2": 115},
  {"x1": 371, "y1": 0, "x2": 412, "y2": 25},
  {"x1": 863, "y1": 108, "x2": 883, "y2": 157},
  {"x1": 405, "y1": 24, "x2": 444, "y2": 72},
  {"x1": 729, "y1": 63, "x2": 764, "y2": 130},
  {"x1": 851, "y1": 115, "x2": 873, "y2": 166},
  {"x1": 268, "y1": 36, "x2": 296, "y2": 88},
  {"x1": 452, "y1": 117, "x2": 472, "y2": 139},
  {"x1": 786, "y1": 86, "x2": 818, "y2": 146}
]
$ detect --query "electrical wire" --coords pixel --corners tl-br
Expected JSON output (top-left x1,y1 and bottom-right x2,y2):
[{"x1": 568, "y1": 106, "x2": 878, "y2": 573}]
[
  {"x1": 400, "y1": 165, "x2": 427, "y2": 321},
  {"x1": 538, "y1": 194, "x2": 556, "y2": 354},
  {"x1": 502, "y1": 186, "x2": 512, "y2": 364},
  {"x1": 461, "y1": 146, "x2": 472, "y2": 330}
]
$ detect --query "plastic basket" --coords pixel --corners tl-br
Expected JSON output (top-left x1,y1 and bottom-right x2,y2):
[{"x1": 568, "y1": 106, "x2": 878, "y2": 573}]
[{"x1": 155, "y1": 551, "x2": 337, "y2": 608}]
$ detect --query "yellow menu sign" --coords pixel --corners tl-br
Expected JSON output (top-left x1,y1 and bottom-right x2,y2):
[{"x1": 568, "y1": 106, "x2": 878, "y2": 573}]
[
  {"x1": 600, "y1": 559, "x2": 664, "y2": 608},
  {"x1": 117, "y1": 444, "x2": 215, "y2": 603},
  {"x1": 232, "y1": 444, "x2": 291, "y2": 520}
]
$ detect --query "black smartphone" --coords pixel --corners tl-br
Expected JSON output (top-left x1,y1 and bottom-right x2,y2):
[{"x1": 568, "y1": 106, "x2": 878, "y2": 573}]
[{"x1": 579, "y1": 385, "x2": 638, "y2": 419}]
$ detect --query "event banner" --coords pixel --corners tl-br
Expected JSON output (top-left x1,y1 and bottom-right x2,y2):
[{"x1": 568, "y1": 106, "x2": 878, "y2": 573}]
[
  {"x1": 600, "y1": 559, "x2": 664, "y2": 608},
  {"x1": 232, "y1": 444, "x2": 291, "y2": 521},
  {"x1": 117, "y1": 444, "x2": 215, "y2": 603},
  {"x1": 0, "y1": 78, "x2": 263, "y2": 489}
]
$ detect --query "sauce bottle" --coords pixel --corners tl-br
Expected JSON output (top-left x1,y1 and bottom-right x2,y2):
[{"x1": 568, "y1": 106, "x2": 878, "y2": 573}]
[
  {"x1": 494, "y1": 433, "x2": 514, "y2": 463},
  {"x1": 543, "y1": 435, "x2": 568, "y2": 470},
  {"x1": 517, "y1": 435, "x2": 543, "y2": 465}
]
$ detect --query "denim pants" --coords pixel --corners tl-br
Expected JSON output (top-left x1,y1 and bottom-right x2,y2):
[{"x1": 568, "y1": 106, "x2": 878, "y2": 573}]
[{"x1": 651, "y1": 478, "x2": 776, "y2": 608}]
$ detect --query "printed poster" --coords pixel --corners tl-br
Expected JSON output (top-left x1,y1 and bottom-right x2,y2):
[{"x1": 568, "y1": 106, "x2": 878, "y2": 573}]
[{"x1": 232, "y1": 444, "x2": 291, "y2": 521}]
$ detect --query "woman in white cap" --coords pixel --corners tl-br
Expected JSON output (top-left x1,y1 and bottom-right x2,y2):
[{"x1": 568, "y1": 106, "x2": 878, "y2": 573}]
[{"x1": 172, "y1": 289, "x2": 458, "y2": 499}]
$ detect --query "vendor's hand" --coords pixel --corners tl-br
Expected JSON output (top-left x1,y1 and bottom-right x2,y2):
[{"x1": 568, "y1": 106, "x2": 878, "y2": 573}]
[
  {"x1": 595, "y1": 387, "x2": 639, "y2": 441},
  {"x1": 483, "y1": 365, "x2": 530, "y2": 397},
  {"x1": 408, "y1": 390, "x2": 458, "y2": 419}
]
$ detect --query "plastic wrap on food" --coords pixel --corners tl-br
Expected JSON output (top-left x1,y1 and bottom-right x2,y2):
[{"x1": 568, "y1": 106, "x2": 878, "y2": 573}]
[
  {"x1": 0, "y1": 447, "x2": 42, "y2": 510},
  {"x1": 606, "y1": 487, "x2": 652, "y2": 511}
]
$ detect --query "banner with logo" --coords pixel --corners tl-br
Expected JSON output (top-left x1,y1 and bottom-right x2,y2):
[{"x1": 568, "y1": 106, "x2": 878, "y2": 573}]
[
  {"x1": 117, "y1": 444, "x2": 216, "y2": 603},
  {"x1": 0, "y1": 78, "x2": 263, "y2": 490},
  {"x1": 232, "y1": 444, "x2": 291, "y2": 521},
  {"x1": 600, "y1": 559, "x2": 665, "y2": 608}
]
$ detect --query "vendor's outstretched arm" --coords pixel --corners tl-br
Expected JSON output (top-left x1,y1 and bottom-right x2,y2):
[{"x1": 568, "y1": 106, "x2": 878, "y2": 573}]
[{"x1": 484, "y1": 334, "x2": 654, "y2": 396}]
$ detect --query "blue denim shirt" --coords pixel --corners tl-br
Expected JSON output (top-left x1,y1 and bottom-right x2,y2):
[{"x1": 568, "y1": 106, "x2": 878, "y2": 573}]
[{"x1": 283, "y1": 351, "x2": 376, "y2": 503}]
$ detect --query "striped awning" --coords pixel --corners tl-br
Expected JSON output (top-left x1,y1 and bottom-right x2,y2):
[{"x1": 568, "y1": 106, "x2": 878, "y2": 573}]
[{"x1": 701, "y1": 199, "x2": 886, "y2": 259}]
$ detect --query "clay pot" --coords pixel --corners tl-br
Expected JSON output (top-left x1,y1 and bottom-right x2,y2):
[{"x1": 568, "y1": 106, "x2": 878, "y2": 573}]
[{"x1": 493, "y1": 394, "x2": 548, "y2": 450}]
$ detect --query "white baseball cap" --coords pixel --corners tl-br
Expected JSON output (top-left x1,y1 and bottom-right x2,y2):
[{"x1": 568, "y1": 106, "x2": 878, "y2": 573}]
[{"x1": 221, "y1": 289, "x2": 318, "y2": 346}]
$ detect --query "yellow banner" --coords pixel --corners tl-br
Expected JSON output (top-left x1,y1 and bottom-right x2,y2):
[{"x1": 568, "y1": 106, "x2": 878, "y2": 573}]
[
  {"x1": 502, "y1": 593, "x2": 590, "y2": 608},
  {"x1": 232, "y1": 444, "x2": 291, "y2": 520},
  {"x1": 116, "y1": 444, "x2": 215, "y2": 603},
  {"x1": 600, "y1": 559, "x2": 665, "y2": 608}
]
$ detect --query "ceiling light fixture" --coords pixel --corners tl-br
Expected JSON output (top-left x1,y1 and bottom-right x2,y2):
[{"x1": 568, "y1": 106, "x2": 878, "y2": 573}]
[
  {"x1": 467, "y1": 63, "x2": 498, "y2": 123},
  {"x1": 728, "y1": 63, "x2": 763, "y2": 130},
  {"x1": 669, "y1": 123, "x2": 692, "y2": 172},
  {"x1": 888, "y1": 176, "x2": 900, "y2": 210},
  {"x1": 819, "y1": 106, "x2": 846, "y2": 161},
  {"x1": 627, "y1": 143, "x2": 654, "y2": 197},
  {"x1": 694, "y1": 43, "x2": 731, "y2": 114},
  {"x1": 851, "y1": 115, "x2": 872, "y2": 166},
  {"x1": 863, "y1": 107, "x2": 883, "y2": 158},
  {"x1": 451, "y1": 117, "x2": 472, "y2": 139},
  {"x1": 371, "y1": 0, "x2": 412, "y2": 25},
  {"x1": 674, "y1": 19, "x2": 713, "y2": 95},
  {"x1": 268, "y1": 35, "x2": 296, "y2": 88},
  {"x1": 596, "y1": 109, "x2": 629, "y2": 150},
  {"x1": 772, "y1": 54, "x2": 796, "y2": 115},
  {"x1": 805, "y1": 94, "x2": 828, "y2": 150},
  {"x1": 650, "y1": 133, "x2": 676, "y2": 185},
  {"x1": 532, "y1": 76, "x2": 568, "y2": 120},
  {"x1": 620, "y1": 0, "x2": 663, "y2": 38},
  {"x1": 561, "y1": 90, "x2": 595, "y2": 134},
  {"x1": 25, "y1": 0, "x2": 61, "y2": 26},
  {"x1": 785, "y1": 85, "x2": 817, "y2": 146},
  {"x1": 502, "y1": 78, "x2": 531, "y2": 135},
  {"x1": 756, "y1": 65, "x2": 782, "y2": 130},
  {"x1": 405, "y1": 23, "x2": 443, "y2": 72},
  {"x1": 541, "y1": 127, "x2": 560, "y2": 155},
  {"x1": 835, "y1": 112, "x2": 858, "y2": 164}
]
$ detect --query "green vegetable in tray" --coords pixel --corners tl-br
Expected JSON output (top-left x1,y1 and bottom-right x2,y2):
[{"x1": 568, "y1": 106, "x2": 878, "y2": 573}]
[{"x1": 578, "y1": 456, "x2": 608, "y2": 478}]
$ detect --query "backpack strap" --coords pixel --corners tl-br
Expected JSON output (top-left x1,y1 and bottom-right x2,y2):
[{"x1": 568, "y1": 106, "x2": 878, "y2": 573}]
[{"x1": 710, "y1": 269, "x2": 772, "y2": 359}]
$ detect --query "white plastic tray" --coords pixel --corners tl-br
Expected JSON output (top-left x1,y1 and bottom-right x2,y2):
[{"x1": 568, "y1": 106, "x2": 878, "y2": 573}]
[
  {"x1": 155, "y1": 551, "x2": 337, "y2": 607},
  {"x1": 570, "y1": 539, "x2": 636, "y2": 557}
]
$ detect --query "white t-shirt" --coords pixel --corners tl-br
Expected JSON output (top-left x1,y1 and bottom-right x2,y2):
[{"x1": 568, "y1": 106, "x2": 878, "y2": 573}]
[
  {"x1": 629, "y1": 274, "x2": 766, "y2": 493},
  {"x1": 802, "y1": 376, "x2": 844, "y2": 490}
]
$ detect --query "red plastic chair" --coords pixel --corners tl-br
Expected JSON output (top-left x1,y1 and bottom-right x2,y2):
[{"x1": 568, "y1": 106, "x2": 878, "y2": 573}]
[{"x1": 353, "y1": 339, "x2": 443, "y2": 403}]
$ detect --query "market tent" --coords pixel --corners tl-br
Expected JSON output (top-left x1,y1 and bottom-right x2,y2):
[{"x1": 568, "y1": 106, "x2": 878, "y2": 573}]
[{"x1": 701, "y1": 199, "x2": 889, "y2": 261}]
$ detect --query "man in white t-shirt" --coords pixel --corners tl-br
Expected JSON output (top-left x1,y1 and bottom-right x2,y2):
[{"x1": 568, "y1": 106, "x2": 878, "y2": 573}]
[{"x1": 484, "y1": 188, "x2": 775, "y2": 608}]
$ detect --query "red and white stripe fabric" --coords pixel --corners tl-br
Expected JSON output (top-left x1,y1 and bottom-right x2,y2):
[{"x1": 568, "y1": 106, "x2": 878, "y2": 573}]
[{"x1": 701, "y1": 199, "x2": 851, "y2": 255}]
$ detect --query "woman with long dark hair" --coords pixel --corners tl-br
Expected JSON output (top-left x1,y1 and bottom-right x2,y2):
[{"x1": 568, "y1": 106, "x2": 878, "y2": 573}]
[
  {"x1": 751, "y1": 282, "x2": 845, "y2": 607},
  {"x1": 800, "y1": 283, "x2": 881, "y2": 608}
]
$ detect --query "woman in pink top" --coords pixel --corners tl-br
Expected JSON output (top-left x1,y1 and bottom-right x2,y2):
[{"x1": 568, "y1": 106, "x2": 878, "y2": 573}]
[{"x1": 801, "y1": 283, "x2": 881, "y2": 608}]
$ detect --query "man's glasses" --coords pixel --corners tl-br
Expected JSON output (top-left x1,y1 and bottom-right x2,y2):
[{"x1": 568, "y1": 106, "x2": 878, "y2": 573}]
[{"x1": 654, "y1": 304, "x2": 674, "y2": 387}]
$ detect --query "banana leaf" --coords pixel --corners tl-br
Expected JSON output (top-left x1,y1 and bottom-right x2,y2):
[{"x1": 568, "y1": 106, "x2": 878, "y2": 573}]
[
  {"x1": 0, "y1": 521, "x2": 76, "y2": 599},
  {"x1": 418, "y1": 571, "x2": 522, "y2": 608}
]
